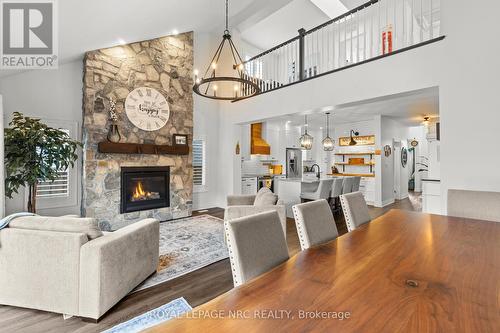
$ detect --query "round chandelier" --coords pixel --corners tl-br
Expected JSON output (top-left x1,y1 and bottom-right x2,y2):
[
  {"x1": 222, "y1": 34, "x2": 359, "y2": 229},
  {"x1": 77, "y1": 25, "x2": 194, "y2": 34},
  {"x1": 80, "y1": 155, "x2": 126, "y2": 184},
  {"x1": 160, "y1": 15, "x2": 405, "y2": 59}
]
[
  {"x1": 322, "y1": 112, "x2": 334, "y2": 151},
  {"x1": 299, "y1": 115, "x2": 313, "y2": 150},
  {"x1": 193, "y1": 0, "x2": 260, "y2": 101}
]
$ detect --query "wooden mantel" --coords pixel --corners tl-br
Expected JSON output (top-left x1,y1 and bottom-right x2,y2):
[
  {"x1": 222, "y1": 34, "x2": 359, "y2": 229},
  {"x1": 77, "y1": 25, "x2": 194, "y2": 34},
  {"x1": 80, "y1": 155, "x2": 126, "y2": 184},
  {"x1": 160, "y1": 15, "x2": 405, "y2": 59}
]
[{"x1": 98, "y1": 142, "x2": 189, "y2": 155}]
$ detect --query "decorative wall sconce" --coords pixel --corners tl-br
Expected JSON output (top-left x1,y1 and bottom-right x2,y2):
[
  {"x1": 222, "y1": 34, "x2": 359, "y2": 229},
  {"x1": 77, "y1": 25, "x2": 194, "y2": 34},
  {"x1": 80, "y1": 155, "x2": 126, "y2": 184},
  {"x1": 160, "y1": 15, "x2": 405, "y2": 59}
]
[{"x1": 349, "y1": 130, "x2": 359, "y2": 146}]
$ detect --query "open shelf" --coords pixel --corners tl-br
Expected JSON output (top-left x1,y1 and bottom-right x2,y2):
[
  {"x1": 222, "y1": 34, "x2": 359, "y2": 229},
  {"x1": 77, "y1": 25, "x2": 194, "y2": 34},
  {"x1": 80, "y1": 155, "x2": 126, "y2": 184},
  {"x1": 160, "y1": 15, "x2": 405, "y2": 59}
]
[
  {"x1": 335, "y1": 162, "x2": 374, "y2": 166},
  {"x1": 335, "y1": 152, "x2": 375, "y2": 156}
]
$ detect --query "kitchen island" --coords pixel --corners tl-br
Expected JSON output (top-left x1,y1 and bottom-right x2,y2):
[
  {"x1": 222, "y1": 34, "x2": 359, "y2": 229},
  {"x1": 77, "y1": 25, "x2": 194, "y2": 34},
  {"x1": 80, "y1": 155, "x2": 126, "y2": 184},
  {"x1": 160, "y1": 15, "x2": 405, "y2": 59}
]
[{"x1": 277, "y1": 177, "x2": 333, "y2": 217}]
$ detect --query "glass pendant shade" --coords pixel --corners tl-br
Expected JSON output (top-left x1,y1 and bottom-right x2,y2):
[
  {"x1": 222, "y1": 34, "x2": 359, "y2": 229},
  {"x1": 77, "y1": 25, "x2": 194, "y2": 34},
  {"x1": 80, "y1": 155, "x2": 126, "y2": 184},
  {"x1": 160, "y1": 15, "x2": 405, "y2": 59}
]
[
  {"x1": 299, "y1": 115, "x2": 313, "y2": 150},
  {"x1": 322, "y1": 112, "x2": 334, "y2": 151},
  {"x1": 322, "y1": 136, "x2": 334, "y2": 151}
]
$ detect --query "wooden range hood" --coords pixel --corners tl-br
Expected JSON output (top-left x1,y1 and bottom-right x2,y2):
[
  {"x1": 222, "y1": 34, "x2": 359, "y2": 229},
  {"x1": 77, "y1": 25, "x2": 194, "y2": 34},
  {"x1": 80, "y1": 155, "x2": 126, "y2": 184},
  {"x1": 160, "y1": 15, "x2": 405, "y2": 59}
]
[{"x1": 250, "y1": 123, "x2": 271, "y2": 155}]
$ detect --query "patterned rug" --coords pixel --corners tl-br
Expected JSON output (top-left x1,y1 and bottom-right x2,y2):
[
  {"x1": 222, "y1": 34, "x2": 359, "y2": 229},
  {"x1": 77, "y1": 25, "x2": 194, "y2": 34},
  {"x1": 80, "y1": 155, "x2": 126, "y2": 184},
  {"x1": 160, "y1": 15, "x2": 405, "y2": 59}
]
[
  {"x1": 133, "y1": 214, "x2": 228, "y2": 292},
  {"x1": 103, "y1": 297, "x2": 192, "y2": 333}
]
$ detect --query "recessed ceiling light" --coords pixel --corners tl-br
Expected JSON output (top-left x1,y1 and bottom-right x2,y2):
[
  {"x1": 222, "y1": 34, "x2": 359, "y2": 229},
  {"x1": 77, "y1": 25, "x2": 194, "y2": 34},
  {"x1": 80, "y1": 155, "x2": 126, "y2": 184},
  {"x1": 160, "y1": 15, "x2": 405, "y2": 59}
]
[
  {"x1": 172, "y1": 29, "x2": 179, "y2": 35},
  {"x1": 117, "y1": 39, "x2": 126, "y2": 45}
]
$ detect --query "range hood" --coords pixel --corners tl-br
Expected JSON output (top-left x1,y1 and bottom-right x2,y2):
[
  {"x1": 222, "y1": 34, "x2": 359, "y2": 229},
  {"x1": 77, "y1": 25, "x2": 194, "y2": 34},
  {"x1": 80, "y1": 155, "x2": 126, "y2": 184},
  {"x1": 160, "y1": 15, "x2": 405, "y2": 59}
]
[{"x1": 251, "y1": 123, "x2": 271, "y2": 155}]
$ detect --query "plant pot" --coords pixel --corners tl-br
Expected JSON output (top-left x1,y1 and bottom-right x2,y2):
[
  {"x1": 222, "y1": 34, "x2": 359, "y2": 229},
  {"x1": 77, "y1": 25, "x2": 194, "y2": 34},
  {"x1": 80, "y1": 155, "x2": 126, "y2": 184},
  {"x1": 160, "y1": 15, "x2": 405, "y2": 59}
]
[{"x1": 107, "y1": 124, "x2": 121, "y2": 143}]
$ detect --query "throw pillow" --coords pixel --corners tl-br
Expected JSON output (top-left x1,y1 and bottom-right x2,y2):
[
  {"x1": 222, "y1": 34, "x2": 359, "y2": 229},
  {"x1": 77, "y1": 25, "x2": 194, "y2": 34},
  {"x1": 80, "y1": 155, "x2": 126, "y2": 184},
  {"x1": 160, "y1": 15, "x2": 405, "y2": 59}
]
[{"x1": 254, "y1": 187, "x2": 278, "y2": 206}]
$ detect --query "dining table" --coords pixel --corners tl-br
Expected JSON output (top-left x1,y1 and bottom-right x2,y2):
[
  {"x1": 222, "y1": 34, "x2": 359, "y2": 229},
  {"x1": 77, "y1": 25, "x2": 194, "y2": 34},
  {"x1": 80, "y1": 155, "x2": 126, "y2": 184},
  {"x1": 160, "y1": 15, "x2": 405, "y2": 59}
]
[{"x1": 147, "y1": 209, "x2": 500, "y2": 332}]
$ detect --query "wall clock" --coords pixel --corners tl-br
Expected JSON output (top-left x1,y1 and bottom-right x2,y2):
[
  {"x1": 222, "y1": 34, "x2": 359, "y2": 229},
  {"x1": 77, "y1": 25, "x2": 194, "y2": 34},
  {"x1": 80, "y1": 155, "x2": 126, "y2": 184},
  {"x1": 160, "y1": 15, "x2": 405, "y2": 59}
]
[{"x1": 125, "y1": 87, "x2": 170, "y2": 131}]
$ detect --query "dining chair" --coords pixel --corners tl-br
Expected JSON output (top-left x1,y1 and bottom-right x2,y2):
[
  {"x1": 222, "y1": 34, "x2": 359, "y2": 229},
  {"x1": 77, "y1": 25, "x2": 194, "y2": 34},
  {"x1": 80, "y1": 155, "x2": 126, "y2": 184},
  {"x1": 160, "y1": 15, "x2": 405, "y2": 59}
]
[
  {"x1": 447, "y1": 189, "x2": 500, "y2": 222},
  {"x1": 342, "y1": 177, "x2": 354, "y2": 194},
  {"x1": 351, "y1": 177, "x2": 361, "y2": 192},
  {"x1": 340, "y1": 191, "x2": 372, "y2": 232},
  {"x1": 292, "y1": 199, "x2": 339, "y2": 250},
  {"x1": 225, "y1": 211, "x2": 289, "y2": 287},
  {"x1": 300, "y1": 179, "x2": 334, "y2": 202},
  {"x1": 329, "y1": 178, "x2": 344, "y2": 211}
]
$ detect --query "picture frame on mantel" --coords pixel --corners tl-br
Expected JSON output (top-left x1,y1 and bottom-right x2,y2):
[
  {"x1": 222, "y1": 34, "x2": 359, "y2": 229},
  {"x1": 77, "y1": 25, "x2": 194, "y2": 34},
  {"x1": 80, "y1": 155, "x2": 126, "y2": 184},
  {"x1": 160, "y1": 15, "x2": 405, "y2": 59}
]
[{"x1": 173, "y1": 134, "x2": 188, "y2": 146}]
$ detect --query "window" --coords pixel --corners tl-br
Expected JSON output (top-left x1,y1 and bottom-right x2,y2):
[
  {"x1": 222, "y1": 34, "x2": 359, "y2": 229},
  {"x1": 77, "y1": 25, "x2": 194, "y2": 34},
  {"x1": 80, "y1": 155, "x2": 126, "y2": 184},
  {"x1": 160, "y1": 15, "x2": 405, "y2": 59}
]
[
  {"x1": 36, "y1": 128, "x2": 70, "y2": 199},
  {"x1": 193, "y1": 139, "x2": 207, "y2": 192},
  {"x1": 37, "y1": 170, "x2": 69, "y2": 198},
  {"x1": 29, "y1": 121, "x2": 79, "y2": 211}
]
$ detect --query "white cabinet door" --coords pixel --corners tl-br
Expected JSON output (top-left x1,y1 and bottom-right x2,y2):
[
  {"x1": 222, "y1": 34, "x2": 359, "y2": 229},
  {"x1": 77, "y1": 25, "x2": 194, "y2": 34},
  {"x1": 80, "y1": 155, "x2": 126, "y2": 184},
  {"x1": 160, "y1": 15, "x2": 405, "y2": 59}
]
[
  {"x1": 359, "y1": 178, "x2": 375, "y2": 205},
  {"x1": 240, "y1": 124, "x2": 251, "y2": 161},
  {"x1": 241, "y1": 177, "x2": 257, "y2": 195}
]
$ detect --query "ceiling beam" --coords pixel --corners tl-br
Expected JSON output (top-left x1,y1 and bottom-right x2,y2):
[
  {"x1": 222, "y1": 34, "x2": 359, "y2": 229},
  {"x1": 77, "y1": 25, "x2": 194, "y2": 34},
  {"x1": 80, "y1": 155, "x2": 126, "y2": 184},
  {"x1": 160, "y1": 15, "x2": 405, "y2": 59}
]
[{"x1": 231, "y1": 0, "x2": 294, "y2": 34}]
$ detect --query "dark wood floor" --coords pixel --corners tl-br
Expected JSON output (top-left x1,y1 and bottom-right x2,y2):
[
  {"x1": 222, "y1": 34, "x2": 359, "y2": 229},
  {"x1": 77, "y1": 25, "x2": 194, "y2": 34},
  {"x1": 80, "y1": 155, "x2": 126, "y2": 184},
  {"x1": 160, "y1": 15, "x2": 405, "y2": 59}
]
[{"x1": 0, "y1": 194, "x2": 421, "y2": 333}]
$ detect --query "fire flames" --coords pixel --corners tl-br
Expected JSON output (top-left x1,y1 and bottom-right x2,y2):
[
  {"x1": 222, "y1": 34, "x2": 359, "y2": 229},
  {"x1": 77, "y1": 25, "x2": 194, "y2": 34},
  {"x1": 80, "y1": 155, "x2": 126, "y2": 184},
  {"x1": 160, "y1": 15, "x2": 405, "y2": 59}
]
[{"x1": 131, "y1": 181, "x2": 160, "y2": 202}]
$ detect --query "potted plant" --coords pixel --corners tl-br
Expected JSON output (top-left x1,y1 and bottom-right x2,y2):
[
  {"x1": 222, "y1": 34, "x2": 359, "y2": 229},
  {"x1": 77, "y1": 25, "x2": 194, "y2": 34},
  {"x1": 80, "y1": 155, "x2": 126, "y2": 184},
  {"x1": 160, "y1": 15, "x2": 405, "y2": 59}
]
[{"x1": 4, "y1": 112, "x2": 81, "y2": 213}]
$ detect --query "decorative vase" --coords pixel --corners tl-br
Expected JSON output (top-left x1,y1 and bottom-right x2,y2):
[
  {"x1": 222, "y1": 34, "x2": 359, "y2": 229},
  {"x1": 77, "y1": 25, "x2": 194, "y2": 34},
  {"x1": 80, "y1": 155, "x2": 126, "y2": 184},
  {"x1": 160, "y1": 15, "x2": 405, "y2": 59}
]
[
  {"x1": 107, "y1": 123, "x2": 121, "y2": 143},
  {"x1": 235, "y1": 141, "x2": 240, "y2": 155}
]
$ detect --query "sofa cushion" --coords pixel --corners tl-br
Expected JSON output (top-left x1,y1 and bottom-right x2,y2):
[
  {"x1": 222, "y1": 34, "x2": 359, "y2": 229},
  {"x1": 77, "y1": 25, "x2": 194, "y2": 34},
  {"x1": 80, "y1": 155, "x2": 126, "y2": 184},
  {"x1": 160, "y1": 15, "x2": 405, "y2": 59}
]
[
  {"x1": 9, "y1": 216, "x2": 103, "y2": 240},
  {"x1": 254, "y1": 187, "x2": 278, "y2": 206}
]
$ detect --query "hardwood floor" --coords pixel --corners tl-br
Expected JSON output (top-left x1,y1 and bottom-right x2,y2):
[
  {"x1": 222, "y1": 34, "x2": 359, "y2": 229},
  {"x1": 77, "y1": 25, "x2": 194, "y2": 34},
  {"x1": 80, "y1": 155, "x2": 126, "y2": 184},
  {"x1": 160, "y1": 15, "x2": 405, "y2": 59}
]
[{"x1": 0, "y1": 196, "x2": 421, "y2": 333}]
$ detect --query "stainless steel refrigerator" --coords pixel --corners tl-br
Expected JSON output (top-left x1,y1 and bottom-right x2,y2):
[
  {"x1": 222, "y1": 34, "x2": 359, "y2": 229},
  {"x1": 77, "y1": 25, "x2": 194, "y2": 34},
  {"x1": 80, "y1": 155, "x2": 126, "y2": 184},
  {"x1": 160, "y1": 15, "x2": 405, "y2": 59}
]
[{"x1": 286, "y1": 148, "x2": 302, "y2": 179}]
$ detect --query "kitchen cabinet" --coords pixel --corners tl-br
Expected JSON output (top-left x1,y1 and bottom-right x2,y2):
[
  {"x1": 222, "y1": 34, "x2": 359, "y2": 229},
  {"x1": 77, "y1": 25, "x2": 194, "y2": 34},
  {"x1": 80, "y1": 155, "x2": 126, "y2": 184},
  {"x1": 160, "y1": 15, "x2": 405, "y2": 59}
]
[
  {"x1": 422, "y1": 180, "x2": 441, "y2": 214},
  {"x1": 241, "y1": 177, "x2": 257, "y2": 195},
  {"x1": 359, "y1": 177, "x2": 375, "y2": 205},
  {"x1": 240, "y1": 124, "x2": 251, "y2": 161}
]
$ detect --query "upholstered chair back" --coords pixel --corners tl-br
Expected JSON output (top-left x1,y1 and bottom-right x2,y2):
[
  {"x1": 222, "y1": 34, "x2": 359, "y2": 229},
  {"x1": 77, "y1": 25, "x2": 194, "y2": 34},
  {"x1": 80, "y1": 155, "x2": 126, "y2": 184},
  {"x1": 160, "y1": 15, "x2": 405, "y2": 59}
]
[
  {"x1": 447, "y1": 189, "x2": 500, "y2": 222},
  {"x1": 225, "y1": 211, "x2": 289, "y2": 287},
  {"x1": 342, "y1": 177, "x2": 354, "y2": 194},
  {"x1": 292, "y1": 199, "x2": 339, "y2": 250},
  {"x1": 340, "y1": 191, "x2": 371, "y2": 232},
  {"x1": 331, "y1": 178, "x2": 344, "y2": 198}
]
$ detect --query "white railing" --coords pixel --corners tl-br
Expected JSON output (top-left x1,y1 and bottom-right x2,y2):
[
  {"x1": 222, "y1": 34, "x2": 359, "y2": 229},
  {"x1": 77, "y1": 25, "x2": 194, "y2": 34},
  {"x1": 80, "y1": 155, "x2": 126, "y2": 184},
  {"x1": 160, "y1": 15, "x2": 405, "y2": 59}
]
[{"x1": 241, "y1": 0, "x2": 441, "y2": 97}]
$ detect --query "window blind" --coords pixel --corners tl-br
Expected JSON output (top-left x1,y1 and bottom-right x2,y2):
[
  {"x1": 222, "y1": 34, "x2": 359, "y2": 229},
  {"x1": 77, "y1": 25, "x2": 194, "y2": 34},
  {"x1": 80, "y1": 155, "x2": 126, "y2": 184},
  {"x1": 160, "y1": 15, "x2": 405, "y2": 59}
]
[{"x1": 193, "y1": 139, "x2": 205, "y2": 187}]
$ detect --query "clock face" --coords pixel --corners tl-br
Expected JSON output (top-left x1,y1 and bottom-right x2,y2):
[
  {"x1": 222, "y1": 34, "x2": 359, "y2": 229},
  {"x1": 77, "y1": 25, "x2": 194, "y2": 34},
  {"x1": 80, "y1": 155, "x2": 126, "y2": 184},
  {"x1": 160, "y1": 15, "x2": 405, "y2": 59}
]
[{"x1": 125, "y1": 87, "x2": 170, "y2": 131}]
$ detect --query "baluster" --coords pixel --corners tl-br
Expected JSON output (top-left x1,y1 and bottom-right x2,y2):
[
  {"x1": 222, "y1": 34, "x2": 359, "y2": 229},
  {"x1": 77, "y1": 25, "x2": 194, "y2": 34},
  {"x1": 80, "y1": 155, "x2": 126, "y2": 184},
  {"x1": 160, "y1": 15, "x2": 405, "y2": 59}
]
[
  {"x1": 430, "y1": 0, "x2": 433, "y2": 39},
  {"x1": 393, "y1": 0, "x2": 397, "y2": 50},
  {"x1": 357, "y1": 10, "x2": 360, "y2": 63},
  {"x1": 420, "y1": 0, "x2": 424, "y2": 41},
  {"x1": 411, "y1": 0, "x2": 414, "y2": 45}
]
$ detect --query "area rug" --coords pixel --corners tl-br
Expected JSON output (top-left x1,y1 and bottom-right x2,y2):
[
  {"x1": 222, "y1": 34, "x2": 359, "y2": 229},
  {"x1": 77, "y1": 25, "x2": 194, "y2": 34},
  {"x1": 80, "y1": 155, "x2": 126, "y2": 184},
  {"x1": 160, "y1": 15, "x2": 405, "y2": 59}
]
[
  {"x1": 103, "y1": 297, "x2": 192, "y2": 333},
  {"x1": 133, "y1": 214, "x2": 228, "y2": 292}
]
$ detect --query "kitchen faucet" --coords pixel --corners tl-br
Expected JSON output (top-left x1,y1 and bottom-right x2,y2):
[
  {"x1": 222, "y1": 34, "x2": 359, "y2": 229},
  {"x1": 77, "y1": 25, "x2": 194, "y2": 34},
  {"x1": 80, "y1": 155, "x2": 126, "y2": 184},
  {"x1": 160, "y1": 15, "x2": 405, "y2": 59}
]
[{"x1": 311, "y1": 164, "x2": 321, "y2": 179}]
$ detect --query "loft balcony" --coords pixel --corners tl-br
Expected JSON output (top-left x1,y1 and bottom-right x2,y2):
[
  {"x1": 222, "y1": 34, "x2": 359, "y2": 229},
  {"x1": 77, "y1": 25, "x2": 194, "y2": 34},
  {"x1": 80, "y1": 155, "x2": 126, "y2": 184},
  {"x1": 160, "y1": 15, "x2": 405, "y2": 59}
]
[{"x1": 235, "y1": 0, "x2": 443, "y2": 101}]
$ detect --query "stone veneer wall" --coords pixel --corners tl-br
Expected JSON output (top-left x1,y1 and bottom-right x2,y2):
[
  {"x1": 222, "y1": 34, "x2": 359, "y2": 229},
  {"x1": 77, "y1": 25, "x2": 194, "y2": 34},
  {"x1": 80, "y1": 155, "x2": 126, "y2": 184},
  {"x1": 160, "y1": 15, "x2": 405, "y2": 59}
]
[{"x1": 82, "y1": 32, "x2": 193, "y2": 231}]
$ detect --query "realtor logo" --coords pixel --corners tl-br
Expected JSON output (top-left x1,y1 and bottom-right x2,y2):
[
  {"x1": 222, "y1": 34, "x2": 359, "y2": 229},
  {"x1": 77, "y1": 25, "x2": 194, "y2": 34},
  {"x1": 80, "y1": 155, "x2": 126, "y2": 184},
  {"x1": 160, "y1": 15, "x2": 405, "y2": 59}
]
[{"x1": 1, "y1": 0, "x2": 58, "y2": 69}]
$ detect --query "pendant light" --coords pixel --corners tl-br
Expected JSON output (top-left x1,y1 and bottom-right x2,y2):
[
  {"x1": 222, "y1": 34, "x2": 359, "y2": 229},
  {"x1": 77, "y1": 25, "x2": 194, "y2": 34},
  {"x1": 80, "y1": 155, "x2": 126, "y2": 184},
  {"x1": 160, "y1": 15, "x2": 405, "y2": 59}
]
[
  {"x1": 299, "y1": 115, "x2": 313, "y2": 150},
  {"x1": 192, "y1": 0, "x2": 260, "y2": 101},
  {"x1": 322, "y1": 112, "x2": 334, "y2": 151}
]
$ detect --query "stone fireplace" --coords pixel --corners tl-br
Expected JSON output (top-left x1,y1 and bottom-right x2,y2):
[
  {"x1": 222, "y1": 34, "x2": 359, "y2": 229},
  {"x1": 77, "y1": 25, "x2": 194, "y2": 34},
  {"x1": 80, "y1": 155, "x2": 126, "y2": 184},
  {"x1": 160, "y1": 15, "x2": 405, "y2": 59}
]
[
  {"x1": 81, "y1": 32, "x2": 193, "y2": 231},
  {"x1": 120, "y1": 167, "x2": 170, "y2": 214}
]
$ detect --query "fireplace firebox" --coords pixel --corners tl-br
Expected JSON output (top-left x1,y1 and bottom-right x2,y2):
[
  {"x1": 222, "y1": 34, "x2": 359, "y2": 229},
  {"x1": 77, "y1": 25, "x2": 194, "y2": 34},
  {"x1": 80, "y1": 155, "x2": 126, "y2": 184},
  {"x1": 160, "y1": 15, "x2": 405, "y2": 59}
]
[{"x1": 120, "y1": 167, "x2": 170, "y2": 214}]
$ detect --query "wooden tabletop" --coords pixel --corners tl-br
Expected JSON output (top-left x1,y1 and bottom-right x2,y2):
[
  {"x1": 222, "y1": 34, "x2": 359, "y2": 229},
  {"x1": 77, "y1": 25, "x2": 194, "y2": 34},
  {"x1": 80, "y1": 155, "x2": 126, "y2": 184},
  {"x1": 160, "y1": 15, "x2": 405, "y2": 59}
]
[{"x1": 147, "y1": 210, "x2": 500, "y2": 332}]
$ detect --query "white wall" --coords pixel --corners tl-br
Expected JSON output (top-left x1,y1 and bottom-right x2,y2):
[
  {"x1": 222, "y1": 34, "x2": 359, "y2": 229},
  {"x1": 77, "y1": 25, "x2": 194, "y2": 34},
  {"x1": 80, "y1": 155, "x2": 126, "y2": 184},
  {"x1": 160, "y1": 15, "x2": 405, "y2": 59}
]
[
  {"x1": 192, "y1": 32, "x2": 223, "y2": 210},
  {"x1": 0, "y1": 61, "x2": 84, "y2": 215},
  {"x1": 381, "y1": 117, "x2": 411, "y2": 204}
]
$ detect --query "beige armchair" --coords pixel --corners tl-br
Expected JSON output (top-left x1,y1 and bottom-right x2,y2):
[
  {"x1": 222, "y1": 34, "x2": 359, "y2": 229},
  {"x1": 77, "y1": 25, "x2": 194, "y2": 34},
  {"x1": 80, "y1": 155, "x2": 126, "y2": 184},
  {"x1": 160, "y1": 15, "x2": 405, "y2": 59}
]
[
  {"x1": 0, "y1": 215, "x2": 159, "y2": 321},
  {"x1": 225, "y1": 194, "x2": 287, "y2": 237}
]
